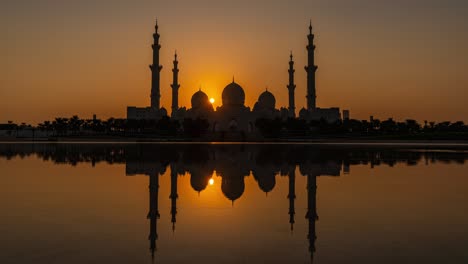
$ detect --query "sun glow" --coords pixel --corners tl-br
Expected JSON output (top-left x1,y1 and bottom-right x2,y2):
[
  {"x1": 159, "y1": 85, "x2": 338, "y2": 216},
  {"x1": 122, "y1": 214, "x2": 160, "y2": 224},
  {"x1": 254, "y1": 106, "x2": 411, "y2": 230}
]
[
  {"x1": 209, "y1": 98, "x2": 215, "y2": 104},
  {"x1": 209, "y1": 178, "x2": 214, "y2": 185}
]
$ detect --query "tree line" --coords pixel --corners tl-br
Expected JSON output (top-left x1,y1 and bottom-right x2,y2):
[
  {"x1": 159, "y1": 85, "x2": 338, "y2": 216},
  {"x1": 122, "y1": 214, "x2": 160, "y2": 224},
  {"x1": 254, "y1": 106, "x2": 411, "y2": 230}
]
[
  {"x1": 2, "y1": 116, "x2": 467, "y2": 139},
  {"x1": 256, "y1": 117, "x2": 468, "y2": 139}
]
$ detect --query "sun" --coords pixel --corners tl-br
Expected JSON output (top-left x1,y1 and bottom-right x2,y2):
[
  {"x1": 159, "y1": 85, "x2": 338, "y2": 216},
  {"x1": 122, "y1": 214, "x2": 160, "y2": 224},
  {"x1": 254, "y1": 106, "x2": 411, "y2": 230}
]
[
  {"x1": 209, "y1": 98, "x2": 215, "y2": 104},
  {"x1": 209, "y1": 178, "x2": 214, "y2": 185}
]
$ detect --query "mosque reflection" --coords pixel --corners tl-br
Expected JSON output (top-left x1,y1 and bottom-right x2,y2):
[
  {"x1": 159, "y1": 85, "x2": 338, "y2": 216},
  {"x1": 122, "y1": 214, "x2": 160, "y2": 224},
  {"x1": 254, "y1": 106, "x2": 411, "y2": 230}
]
[{"x1": 0, "y1": 143, "x2": 467, "y2": 262}]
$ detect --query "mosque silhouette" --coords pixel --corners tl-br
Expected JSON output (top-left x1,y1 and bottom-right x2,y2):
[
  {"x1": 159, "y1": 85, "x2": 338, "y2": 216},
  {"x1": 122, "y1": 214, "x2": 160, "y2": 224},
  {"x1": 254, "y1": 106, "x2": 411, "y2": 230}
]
[{"x1": 127, "y1": 20, "x2": 349, "y2": 139}]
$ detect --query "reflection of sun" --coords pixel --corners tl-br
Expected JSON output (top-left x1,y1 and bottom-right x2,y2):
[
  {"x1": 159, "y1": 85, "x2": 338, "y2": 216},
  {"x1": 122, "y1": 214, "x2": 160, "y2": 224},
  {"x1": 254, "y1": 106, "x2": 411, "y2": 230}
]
[
  {"x1": 209, "y1": 98, "x2": 215, "y2": 104},
  {"x1": 209, "y1": 178, "x2": 214, "y2": 185}
]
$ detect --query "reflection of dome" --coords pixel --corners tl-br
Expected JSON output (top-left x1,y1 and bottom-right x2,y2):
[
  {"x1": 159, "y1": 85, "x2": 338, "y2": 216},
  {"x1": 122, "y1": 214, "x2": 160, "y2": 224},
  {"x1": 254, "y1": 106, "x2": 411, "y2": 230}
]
[
  {"x1": 222, "y1": 81, "x2": 245, "y2": 106},
  {"x1": 190, "y1": 172, "x2": 211, "y2": 193},
  {"x1": 253, "y1": 170, "x2": 276, "y2": 193},
  {"x1": 191, "y1": 90, "x2": 209, "y2": 109},
  {"x1": 257, "y1": 90, "x2": 276, "y2": 109},
  {"x1": 221, "y1": 175, "x2": 245, "y2": 202}
]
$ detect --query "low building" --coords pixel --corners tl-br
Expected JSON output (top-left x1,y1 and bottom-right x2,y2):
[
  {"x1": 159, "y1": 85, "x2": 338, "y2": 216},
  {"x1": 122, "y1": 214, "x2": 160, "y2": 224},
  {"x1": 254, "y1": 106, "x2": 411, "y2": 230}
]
[{"x1": 127, "y1": 106, "x2": 167, "y2": 120}]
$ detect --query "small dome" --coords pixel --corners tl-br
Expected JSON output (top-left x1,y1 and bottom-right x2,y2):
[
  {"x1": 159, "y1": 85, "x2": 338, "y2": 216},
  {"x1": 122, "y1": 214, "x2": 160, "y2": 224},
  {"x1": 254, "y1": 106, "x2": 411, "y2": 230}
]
[
  {"x1": 222, "y1": 81, "x2": 245, "y2": 106},
  {"x1": 257, "y1": 90, "x2": 276, "y2": 109},
  {"x1": 159, "y1": 107, "x2": 168, "y2": 116},
  {"x1": 191, "y1": 90, "x2": 209, "y2": 109}
]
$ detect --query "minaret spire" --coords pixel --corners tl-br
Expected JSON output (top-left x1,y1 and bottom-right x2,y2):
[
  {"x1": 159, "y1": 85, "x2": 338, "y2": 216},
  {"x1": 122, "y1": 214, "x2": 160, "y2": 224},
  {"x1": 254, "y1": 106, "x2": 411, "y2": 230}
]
[
  {"x1": 147, "y1": 172, "x2": 160, "y2": 261},
  {"x1": 171, "y1": 50, "x2": 180, "y2": 116},
  {"x1": 169, "y1": 165, "x2": 178, "y2": 233},
  {"x1": 305, "y1": 173, "x2": 318, "y2": 262},
  {"x1": 288, "y1": 167, "x2": 296, "y2": 232},
  {"x1": 305, "y1": 21, "x2": 318, "y2": 110},
  {"x1": 287, "y1": 51, "x2": 296, "y2": 117},
  {"x1": 150, "y1": 19, "x2": 163, "y2": 109}
]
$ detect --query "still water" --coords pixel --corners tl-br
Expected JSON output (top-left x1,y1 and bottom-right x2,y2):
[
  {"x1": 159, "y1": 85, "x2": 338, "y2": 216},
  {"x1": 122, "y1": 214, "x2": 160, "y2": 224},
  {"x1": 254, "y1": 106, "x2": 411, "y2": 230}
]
[{"x1": 0, "y1": 143, "x2": 467, "y2": 264}]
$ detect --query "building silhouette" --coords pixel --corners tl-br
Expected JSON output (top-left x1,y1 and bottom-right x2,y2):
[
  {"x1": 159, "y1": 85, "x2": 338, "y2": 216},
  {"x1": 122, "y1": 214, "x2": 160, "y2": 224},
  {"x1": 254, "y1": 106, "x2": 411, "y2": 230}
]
[
  {"x1": 287, "y1": 167, "x2": 296, "y2": 231},
  {"x1": 169, "y1": 164, "x2": 178, "y2": 232},
  {"x1": 147, "y1": 171, "x2": 160, "y2": 261},
  {"x1": 127, "y1": 20, "x2": 167, "y2": 120},
  {"x1": 127, "y1": 20, "x2": 349, "y2": 132},
  {"x1": 299, "y1": 21, "x2": 342, "y2": 122},
  {"x1": 123, "y1": 145, "x2": 341, "y2": 262},
  {"x1": 287, "y1": 52, "x2": 297, "y2": 118},
  {"x1": 171, "y1": 52, "x2": 181, "y2": 118}
]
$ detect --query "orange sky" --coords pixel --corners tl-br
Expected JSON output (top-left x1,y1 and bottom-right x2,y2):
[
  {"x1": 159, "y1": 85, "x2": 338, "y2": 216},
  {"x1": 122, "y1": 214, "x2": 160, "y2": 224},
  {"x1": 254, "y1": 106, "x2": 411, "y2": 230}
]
[{"x1": 2, "y1": 0, "x2": 468, "y2": 124}]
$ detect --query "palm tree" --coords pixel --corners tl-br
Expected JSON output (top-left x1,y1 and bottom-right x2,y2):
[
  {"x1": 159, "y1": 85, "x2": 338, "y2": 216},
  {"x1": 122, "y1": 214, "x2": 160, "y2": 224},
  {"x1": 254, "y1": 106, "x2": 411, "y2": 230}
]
[
  {"x1": 68, "y1": 115, "x2": 83, "y2": 135},
  {"x1": 53, "y1": 118, "x2": 68, "y2": 136}
]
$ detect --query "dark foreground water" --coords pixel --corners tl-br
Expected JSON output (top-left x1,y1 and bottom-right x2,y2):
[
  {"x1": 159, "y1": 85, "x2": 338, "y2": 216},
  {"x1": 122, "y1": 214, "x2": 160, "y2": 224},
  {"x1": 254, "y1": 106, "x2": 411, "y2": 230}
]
[{"x1": 0, "y1": 143, "x2": 467, "y2": 264}]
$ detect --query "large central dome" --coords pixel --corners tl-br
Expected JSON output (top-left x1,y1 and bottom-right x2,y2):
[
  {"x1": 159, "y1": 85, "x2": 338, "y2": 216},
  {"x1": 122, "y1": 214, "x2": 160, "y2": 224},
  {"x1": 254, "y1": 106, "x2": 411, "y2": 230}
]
[{"x1": 222, "y1": 81, "x2": 245, "y2": 106}]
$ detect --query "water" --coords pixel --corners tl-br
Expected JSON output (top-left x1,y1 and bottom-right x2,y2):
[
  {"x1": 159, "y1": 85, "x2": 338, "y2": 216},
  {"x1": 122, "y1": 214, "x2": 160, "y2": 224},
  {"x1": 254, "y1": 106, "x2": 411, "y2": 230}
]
[{"x1": 0, "y1": 143, "x2": 467, "y2": 264}]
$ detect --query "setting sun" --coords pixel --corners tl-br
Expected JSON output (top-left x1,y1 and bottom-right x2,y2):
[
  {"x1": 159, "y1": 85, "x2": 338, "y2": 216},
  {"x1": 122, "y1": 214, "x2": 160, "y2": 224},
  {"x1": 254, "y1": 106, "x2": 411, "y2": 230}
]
[
  {"x1": 209, "y1": 98, "x2": 215, "y2": 104},
  {"x1": 209, "y1": 178, "x2": 214, "y2": 185}
]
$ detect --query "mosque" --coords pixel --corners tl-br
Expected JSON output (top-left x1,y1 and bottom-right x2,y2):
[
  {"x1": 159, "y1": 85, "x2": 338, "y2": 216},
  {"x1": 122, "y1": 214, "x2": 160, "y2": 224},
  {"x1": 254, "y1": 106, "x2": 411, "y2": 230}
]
[{"x1": 127, "y1": 20, "x2": 348, "y2": 134}]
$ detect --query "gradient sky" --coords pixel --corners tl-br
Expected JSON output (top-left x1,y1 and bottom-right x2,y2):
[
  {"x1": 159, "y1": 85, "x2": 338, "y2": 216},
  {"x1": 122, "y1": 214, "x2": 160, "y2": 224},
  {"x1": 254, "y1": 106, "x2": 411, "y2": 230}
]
[{"x1": 2, "y1": 0, "x2": 468, "y2": 124}]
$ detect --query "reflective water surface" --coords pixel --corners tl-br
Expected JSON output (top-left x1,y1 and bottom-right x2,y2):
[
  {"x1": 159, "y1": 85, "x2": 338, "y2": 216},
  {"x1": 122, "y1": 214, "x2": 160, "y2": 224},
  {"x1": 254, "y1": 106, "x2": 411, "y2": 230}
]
[{"x1": 1, "y1": 143, "x2": 467, "y2": 264}]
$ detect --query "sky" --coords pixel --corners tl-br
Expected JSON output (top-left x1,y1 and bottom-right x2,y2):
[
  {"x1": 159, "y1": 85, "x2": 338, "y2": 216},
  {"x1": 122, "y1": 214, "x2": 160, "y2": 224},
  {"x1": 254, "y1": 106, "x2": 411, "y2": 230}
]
[{"x1": 1, "y1": 0, "x2": 468, "y2": 124}]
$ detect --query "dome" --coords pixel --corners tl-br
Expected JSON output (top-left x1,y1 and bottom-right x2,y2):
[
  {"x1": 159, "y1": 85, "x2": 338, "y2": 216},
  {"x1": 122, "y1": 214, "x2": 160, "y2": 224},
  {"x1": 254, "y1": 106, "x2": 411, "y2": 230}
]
[
  {"x1": 191, "y1": 90, "x2": 209, "y2": 109},
  {"x1": 222, "y1": 81, "x2": 245, "y2": 106},
  {"x1": 257, "y1": 90, "x2": 276, "y2": 109}
]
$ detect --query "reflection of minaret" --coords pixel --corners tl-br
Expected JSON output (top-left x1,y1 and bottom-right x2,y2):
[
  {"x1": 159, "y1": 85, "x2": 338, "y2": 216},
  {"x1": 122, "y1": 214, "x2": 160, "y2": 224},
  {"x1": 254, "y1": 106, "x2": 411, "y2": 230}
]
[
  {"x1": 150, "y1": 19, "x2": 163, "y2": 109},
  {"x1": 287, "y1": 52, "x2": 296, "y2": 117},
  {"x1": 287, "y1": 167, "x2": 296, "y2": 231},
  {"x1": 169, "y1": 165, "x2": 178, "y2": 232},
  {"x1": 148, "y1": 172, "x2": 160, "y2": 261},
  {"x1": 171, "y1": 51, "x2": 180, "y2": 116},
  {"x1": 305, "y1": 21, "x2": 318, "y2": 110},
  {"x1": 305, "y1": 174, "x2": 318, "y2": 262}
]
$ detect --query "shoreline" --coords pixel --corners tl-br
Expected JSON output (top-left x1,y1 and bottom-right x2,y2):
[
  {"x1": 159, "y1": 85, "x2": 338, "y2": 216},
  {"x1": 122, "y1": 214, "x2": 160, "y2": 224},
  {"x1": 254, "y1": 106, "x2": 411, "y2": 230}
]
[{"x1": 1, "y1": 137, "x2": 468, "y2": 149}]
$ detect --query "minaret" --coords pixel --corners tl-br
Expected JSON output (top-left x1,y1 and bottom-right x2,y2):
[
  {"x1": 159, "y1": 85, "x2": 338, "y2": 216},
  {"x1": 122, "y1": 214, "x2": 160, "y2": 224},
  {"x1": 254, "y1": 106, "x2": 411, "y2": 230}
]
[
  {"x1": 150, "y1": 19, "x2": 163, "y2": 109},
  {"x1": 169, "y1": 164, "x2": 178, "y2": 232},
  {"x1": 171, "y1": 51, "x2": 180, "y2": 116},
  {"x1": 147, "y1": 172, "x2": 160, "y2": 261},
  {"x1": 305, "y1": 173, "x2": 318, "y2": 262},
  {"x1": 287, "y1": 167, "x2": 296, "y2": 231},
  {"x1": 305, "y1": 21, "x2": 318, "y2": 110},
  {"x1": 287, "y1": 52, "x2": 296, "y2": 117}
]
